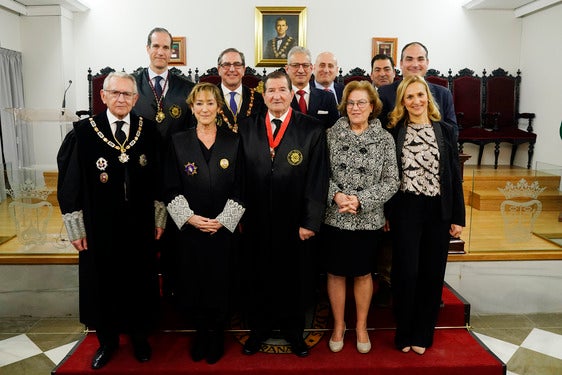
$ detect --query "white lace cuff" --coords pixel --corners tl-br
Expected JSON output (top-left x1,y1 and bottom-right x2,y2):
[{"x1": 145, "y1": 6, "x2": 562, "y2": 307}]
[
  {"x1": 62, "y1": 210, "x2": 86, "y2": 241},
  {"x1": 154, "y1": 200, "x2": 167, "y2": 229},
  {"x1": 216, "y1": 199, "x2": 245, "y2": 233},
  {"x1": 167, "y1": 195, "x2": 193, "y2": 230}
]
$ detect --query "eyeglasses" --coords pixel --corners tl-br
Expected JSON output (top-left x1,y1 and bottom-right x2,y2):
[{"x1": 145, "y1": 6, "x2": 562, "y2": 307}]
[
  {"x1": 220, "y1": 62, "x2": 244, "y2": 69},
  {"x1": 104, "y1": 90, "x2": 136, "y2": 100},
  {"x1": 288, "y1": 63, "x2": 312, "y2": 70},
  {"x1": 346, "y1": 100, "x2": 370, "y2": 109}
]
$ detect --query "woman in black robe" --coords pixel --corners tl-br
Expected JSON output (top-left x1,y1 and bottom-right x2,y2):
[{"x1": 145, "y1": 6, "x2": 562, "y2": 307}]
[{"x1": 164, "y1": 82, "x2": 245, "y2": 364}]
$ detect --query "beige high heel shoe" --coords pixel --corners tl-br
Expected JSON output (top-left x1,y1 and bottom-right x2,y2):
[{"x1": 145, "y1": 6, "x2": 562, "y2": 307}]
[
  {"x1": 328, "y1": 324, "x2": 346, "y2": 353},
  {"x1": 356, "y1": 330, "x2": 371, "y2": 354}
]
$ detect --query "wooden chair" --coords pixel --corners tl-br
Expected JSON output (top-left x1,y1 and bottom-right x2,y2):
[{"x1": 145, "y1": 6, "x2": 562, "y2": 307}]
[
  {"x1": 484, "y1": 68, "x2": 536, "y2": 168},
  {"x1": 198, "y1": 66, "x2": 266, "y2": 93},
  {"x1": 343, "y1": 67, "x2": 372, "y2": 85},
  {"x1": 425, "y1": 68, "x2": 451, "y2": 89},
  {"x1": 75, "y1": 67, "x2": 116, "y2": 118},
  {"x1": 454, "y1": 68, "x2": 499, "y2": 166}
]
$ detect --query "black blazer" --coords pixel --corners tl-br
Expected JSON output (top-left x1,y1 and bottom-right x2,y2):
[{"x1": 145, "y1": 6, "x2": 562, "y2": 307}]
[
  {"x1": 291, "y1": 87, "x2": 339, "y2": 129},
  {"x1": 388, "y1": 120, "x2": 465, "y2": 226}
]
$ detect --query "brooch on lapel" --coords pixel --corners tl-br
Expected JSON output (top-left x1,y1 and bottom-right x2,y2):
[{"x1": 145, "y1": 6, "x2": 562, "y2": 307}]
[
  {"x1": 184, "y1": 162, "x2": 198, "y2": 176},
  {"x1": 219, "y1": 158, "x2": 229, "y2": 169}
]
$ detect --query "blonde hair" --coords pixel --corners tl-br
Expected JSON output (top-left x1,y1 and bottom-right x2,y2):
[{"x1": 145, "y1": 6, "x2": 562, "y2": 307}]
[
  {"x1": 186, "y1": 82, "x2": 225, "y2": 108},
  {"x1": 387, "y1": 75, "x2": 441, "y2": 128}
]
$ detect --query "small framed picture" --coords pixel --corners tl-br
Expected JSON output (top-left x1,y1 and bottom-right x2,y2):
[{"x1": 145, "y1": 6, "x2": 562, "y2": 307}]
[
  {"x1": 170, "y1": 36, "x2": 186, "y2": 66},
  {"x1": 255, "y1": 6, "x2": 307, "y2": 67},
  {"x1": 372, "y1": 37, "x2": 398, "y2": 65}
]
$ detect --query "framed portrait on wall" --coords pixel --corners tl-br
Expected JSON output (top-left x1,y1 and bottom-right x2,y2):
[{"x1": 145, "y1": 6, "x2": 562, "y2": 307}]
[
  {"x1": 170, "y1": 36, "x2": 186, "y2": 66},
  {"x1": 255, "y1": 6, "x2": 307, "y2": 67},
  {"x1": 372, "y1": 37, "x2": 398, "y2": 64}
]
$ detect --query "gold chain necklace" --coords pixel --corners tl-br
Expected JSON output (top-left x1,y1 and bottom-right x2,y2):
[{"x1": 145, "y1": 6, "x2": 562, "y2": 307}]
[
  {"x1": 219, "y1": 88, "x2": 256, "y2": 133},
  {"x1": 89, "y1": 117, "x2": 143, "y2": 163}
]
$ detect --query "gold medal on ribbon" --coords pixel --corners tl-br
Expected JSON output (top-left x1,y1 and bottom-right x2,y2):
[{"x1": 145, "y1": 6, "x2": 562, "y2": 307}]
[{"x1": 156, "y1": 111, "x2": 165, "y2": 123}]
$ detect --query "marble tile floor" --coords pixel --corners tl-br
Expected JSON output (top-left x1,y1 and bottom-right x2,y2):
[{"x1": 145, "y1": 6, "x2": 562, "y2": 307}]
[{"x1": 0, "y1": 313, "x2": 561, "y2": 375}]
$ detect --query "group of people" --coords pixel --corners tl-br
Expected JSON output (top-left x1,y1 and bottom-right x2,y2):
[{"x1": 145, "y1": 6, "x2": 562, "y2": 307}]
[{"x1": 57, "y1": 26, "x2": 465, "y2": 370}]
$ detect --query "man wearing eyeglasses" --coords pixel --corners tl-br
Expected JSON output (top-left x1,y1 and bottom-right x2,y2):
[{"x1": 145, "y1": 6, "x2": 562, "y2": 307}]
[
  {"x1": 133, "y1": 27, "x2": 195, "y2": 303},
  {"x1": 264, "y1": 17, "x2": 297, "y2": 59},
  {"x1": 286, "y1": 46, "x2": 339, "y2": 129},
  {"x1": 216, "y1": 48, "x2": 265, "y2": 132},
  {"x1": 57, "y1": 71, "x2": 166, "y2": 369}
]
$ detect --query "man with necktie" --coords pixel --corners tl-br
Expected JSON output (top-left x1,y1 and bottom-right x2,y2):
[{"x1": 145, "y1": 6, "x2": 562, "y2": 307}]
[
  {"x1": 238, "y1": 70, "x2": 329, "y2": 358},
  {"x1": 216, "y1": 48, "x2": 265, "y2": 133},
  {"x1": 286, "y1": 46, "x2": 339, "y2": 129},
  {"x1": 132, "y1": 27, "x2": 195, "y2": 301},
  {"x1": 264, "y1": 17, "x2": 297, "y2": 59},
  {"x1": 57, "y1": 72, "x2": 166, "y2": 369}
]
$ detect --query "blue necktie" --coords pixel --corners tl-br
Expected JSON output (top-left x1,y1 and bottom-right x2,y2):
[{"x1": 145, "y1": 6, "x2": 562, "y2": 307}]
[
  {"x1": 229, "y1": 91, "x2": 238, "y2": 114},
  {"x1": 154, "y1": 76, "x2": 163, "y2": 97}
]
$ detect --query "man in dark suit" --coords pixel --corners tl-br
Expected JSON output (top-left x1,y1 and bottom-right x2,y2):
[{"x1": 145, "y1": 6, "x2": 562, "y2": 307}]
[
  {"x1": 286, "y1": 46, "x2": 339, "y2": 129},
  {"x1": 216, "y1": 47, "x2": 265, "y2": 132},
  {"x1": 57, "y1": 72, "x2": 166, "y2": 369},
  {"x1": 132, "y1": 27, "x2": 195, "y2": 300},
  {"x1": 378, "y1": 42, "x2": 457, "y2": 137},
  {"x1": 264, "y1": 17, "x2": 297, "y2": 59},
  {"x1": 371, "y1": 53, "x2": 396, "y2": 90},
  {"x1": 312, "y1": 51, "x2": 344, "y2": 104},
  {"x1": 238, "y1": 70, "x2": 329, "y2": 358}
]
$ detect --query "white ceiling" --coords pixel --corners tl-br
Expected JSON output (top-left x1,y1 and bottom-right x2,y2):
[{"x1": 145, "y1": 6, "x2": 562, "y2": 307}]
[
  {"x1": 3, "y1": 0, "x2": 560, "y2": 16},
  {"x1": 463, "y1": 0, "x2": 538, "y2": 9}
]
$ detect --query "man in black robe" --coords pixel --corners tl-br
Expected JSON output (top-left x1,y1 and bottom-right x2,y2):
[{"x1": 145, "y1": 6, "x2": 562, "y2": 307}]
[
  {"x1": 216, "y1": 47, "x2": 265, "y2": 133},
  {"x1": 238, "y1": 70, "x2": 329, "y2": 357},
  {"x1": 132, "y1": 27, "x2": 195, "y2": 301},
  {"x1": 57, "y1": 72, "x2": 166, "y2": 369}
]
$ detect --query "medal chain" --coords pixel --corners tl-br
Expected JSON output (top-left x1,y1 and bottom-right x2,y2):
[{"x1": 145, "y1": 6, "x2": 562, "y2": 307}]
[{"x1": 89, "y1": 117, "x2": 143, "y2": 153}]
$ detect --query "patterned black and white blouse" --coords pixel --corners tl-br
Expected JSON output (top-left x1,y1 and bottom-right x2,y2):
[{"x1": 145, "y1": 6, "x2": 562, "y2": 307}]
[
  {"x1": 325, "y1": 117, "x2": 400, "y2": 231},
  {"x1": 400, "y1": 123, "x2": 440, "y2": 196}
]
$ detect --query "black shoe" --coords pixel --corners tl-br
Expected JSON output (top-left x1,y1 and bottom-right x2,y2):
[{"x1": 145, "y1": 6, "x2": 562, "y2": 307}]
[
  {"x1": 242, "y1": 331, "x2": 265, "y2": 355},
  {"x1": 206, "y1": 331, "x2": 224, "y2": 364},
  {"x1": 91, "y1": 345, "x2": 115, "y2": 369},
  {"x1": 191, "y1": 331, "x2": 208, "y2": 362},
  {"x1": 132, "y1": 339, "x2": 151, "y2": 362},
  {"x1": 285, "y1": 332, "x2": 309, "y2": 357}
]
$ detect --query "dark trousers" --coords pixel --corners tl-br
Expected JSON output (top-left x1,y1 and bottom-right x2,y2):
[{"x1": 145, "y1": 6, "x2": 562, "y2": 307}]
[{"x1": 390, "y1": 192, "x2": 450, "y2": 349}]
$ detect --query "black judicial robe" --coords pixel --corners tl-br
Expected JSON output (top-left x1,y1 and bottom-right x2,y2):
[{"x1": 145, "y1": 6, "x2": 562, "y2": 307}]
[
  {"x1": 238, "y1": 111, "x2": 329, "y2": 322},
  {"x1": 133, "y1": 67, "x2": 195, "y2": 144},
  {"x1": 57, "y1": 113, "x2": 161, "y2": 331},
  {"x1": 163, "y1": 126, "x2": 244, "y2": 314}
]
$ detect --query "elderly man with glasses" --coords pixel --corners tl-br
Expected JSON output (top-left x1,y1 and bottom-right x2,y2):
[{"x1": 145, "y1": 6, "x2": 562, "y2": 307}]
[
  {"x1": 57, "y1": 71, "x2": 166, "y2": 369},
  {"x1": 285, "y1": 46, "x2": 339, "y2": 129}
]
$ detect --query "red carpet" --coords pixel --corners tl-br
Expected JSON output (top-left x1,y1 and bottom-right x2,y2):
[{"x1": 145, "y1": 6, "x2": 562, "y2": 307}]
[
  {"x1": 53, "y1": 284, "x2": 502, "y2": 374},
  {"x1": 52, "y1": 329, "x2": 503, "y2": 375}
]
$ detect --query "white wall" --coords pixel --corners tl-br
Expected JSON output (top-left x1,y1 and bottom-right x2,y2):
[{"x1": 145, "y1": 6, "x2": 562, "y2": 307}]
[
  {"x1": 0, "y1": 0, "x2": 560, "y2": 170},
  {"x1": 0, "y1": 7, "x2": 21, "y2": 50},
  {"x1": 519, "y1": 3, "x2": 562, "y2": 169}
]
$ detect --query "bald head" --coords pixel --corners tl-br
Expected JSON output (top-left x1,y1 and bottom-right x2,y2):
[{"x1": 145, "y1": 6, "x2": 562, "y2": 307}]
[{"x1": 314, "y1": 51, "x2": 339, "y2": 88}]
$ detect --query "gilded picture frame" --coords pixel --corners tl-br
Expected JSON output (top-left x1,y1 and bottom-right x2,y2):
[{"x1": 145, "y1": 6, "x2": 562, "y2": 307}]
[
  {"x1": 372, "y1": 37, "x2": 398, "y2": 65},
  {"x1": 255, "y1": 6, "x2": 307, "y2": 67},
  {"x1": 170, "y1": 36, "x2": 186, "y2": 66}
]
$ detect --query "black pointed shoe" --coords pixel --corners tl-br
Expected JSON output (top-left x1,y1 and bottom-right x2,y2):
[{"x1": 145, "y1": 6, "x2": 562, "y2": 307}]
[{"x1": 91, "y1": 345, "x2": 115, "y2": 369}]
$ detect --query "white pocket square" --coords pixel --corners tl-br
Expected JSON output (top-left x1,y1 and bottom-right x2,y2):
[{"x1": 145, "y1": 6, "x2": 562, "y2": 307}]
[{"x1": 317, "y1": 110, "x2": 329, "y2": 115}]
